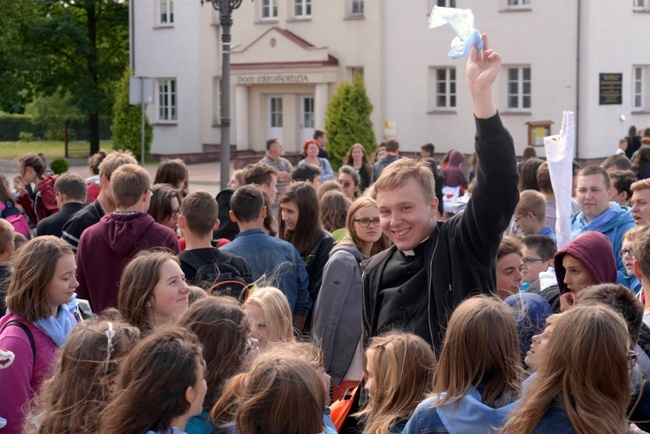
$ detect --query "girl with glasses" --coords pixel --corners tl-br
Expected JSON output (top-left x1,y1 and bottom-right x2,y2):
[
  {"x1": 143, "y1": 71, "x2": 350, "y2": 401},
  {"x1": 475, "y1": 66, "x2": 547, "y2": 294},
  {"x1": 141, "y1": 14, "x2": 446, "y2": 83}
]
[{"x1": 312, "y1": 197, "x2": 389, "y2": 401}]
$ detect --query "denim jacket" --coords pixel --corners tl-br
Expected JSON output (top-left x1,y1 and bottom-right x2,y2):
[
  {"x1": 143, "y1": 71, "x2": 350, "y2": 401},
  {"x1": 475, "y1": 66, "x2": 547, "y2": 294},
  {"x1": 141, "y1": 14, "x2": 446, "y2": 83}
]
[
  {"x1": 402, "y1": 387, "x2": 518, "y2": 434},
  {"x1": 221, "y1": 228, "x2": 311, "y2": 315}
]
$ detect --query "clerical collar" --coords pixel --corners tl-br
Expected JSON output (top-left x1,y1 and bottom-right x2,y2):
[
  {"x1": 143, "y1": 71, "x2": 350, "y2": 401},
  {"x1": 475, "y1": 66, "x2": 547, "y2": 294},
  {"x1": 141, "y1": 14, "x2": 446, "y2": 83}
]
[{"x1": 399, "y1": 237, "x2": 429, "y2": 257}]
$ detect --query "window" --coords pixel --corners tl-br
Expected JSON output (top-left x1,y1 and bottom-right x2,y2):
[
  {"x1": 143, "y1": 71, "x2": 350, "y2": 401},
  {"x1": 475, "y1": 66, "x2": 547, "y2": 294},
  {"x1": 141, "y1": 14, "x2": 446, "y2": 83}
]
[
  {"x1": 302, "y1": 97, "x2": 314, "y2": 129},
  {"x1": 435, "y1": 67, "x2": 456, "y2": 109},
  {"x1": 294, "y1": 0, "x2": 311, "y2": 18},
  {"x1": 507, "y1": 0, "x2": 531, "y2": 6},
  {"x1": 270, "y1": 97, "x2": 283, "y2": 128},
  {"x1": 158, "y1": 79, "x2": 177, "y2": 121},
  {"x1": 160, "y1": 0, "x2": 174, "y2": 25},
  {"x1": 348, "y1": 67, "x2": 364, "y2": 81},
  {"x1": 350, "y1": 0, "x2": 364, "y2": 15},
  {"x1": 634, "y1": 67, "x2": 644, "y2": 109},
  {"x1": 507, "y1": 67, "x2": 531, "y2": 110},
  {"x1": 261, "y1": 0, "x2": 278, "y2": 19},
  {"x1": 428, "y1": 0, "x2": 456, "y2": 11}
]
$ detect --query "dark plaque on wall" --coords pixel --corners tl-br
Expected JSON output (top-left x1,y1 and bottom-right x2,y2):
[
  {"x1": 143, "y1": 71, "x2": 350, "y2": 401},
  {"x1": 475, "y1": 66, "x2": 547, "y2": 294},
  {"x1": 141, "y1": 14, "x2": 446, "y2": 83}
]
[{"x1": 599, "y1": 73, "x2": 623, "y2": 105}]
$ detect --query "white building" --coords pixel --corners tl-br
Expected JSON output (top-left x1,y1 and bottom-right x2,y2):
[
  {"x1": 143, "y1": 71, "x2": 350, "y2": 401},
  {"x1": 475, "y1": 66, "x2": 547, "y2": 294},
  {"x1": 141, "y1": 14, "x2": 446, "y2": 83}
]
[{"x1": 130, "y1": 0, "x2": 650, "y2": 160}]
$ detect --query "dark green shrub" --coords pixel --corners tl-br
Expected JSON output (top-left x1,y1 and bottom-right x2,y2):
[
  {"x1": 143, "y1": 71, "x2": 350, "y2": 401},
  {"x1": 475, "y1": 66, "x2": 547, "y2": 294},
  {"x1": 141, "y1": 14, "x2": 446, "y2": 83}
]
[
  {"x1": 325, "y1": 75, "x2": 376, "y2": 169},
  {"x1": 50, "y1": 158, "x2": 70, "y2": 175}
]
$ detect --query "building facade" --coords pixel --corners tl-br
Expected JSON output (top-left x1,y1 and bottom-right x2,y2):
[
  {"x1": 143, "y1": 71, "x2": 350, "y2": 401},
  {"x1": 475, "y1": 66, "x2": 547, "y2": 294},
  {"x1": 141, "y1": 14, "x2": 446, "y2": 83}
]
[{"x1": 130, "y1": 0, "x2": 650, "y2": 159}]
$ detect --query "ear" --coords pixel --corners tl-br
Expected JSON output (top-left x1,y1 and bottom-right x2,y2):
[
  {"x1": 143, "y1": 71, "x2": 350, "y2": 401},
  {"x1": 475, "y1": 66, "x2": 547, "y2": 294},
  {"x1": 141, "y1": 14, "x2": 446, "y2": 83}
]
[
  {"x1": 100, "y1": 175, "x2": 110, "y2": 190},
  {"x1": 607, "y1": 186, "x2": 614, "y2": 201},
  {"x1": 635, "y1": 260, "x2": 644, "y2": 280},
  {"x1": 212, "y1": 219, "x2": 220, "y2": 231},
  {"x1": 185, "y1": 384, "x2": 197, "y2": 405},
  {"x1": 229, "y1": 210, "x2": 238, "y2": 223},
  {"x1": 545, "y1": 259, "x2": 554, "y2": 269},
  {"x1": 430, "y1": 197, "x2": 439, "y2": 218},
  {"x1": 260, "y1": 205, "x2": 267, "y2": 219},
  {"x1": 178, "y1": 215, "x2": 187, "y2": 229}
]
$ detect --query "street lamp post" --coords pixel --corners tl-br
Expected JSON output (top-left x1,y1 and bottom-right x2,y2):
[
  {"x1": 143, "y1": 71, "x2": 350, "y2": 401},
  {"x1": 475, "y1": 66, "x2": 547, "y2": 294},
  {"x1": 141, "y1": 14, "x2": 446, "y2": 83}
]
[{"x1": 201, "y1": 0, "x2": 246, "y2": 190}]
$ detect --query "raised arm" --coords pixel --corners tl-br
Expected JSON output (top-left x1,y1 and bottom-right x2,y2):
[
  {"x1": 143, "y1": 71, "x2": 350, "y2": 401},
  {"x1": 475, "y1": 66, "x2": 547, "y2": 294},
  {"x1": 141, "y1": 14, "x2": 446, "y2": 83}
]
[{"x1": 466, "y1": 34, "x2": 500, "y2": 119}]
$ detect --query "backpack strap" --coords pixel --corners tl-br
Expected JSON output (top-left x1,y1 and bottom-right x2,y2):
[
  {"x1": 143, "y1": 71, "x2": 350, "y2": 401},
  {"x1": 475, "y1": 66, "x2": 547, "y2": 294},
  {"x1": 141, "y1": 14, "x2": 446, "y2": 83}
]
[{"x1": 1, "y1": 320, "x2": 36, "y2": 364}]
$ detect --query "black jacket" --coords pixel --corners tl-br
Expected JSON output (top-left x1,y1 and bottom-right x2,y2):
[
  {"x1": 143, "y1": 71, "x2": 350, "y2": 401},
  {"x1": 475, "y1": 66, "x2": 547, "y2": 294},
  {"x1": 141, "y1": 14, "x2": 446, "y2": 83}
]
[
  {"x1": 362, "y1": 114, "x2": 519, "y2": 351},
  {"x1": 36, "y1": 202, "x2": 85, "y2": 238}
]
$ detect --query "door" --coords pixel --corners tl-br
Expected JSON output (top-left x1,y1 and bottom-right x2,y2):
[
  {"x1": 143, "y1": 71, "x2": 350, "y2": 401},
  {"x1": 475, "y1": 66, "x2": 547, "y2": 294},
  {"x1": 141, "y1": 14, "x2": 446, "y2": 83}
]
[{"x1": 300, "y1": 95, "x2": 315, "y2": 145}]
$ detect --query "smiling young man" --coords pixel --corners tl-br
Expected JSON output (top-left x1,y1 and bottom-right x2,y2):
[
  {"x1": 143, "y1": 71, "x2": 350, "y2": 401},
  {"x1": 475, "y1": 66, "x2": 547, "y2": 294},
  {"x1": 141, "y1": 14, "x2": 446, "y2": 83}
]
[
  {"x1": 570, "y1": 165, "x2": 635, "y2": 284},
  {"x1": 362, "y1": 35, "x2": 519, "y2": 351}
]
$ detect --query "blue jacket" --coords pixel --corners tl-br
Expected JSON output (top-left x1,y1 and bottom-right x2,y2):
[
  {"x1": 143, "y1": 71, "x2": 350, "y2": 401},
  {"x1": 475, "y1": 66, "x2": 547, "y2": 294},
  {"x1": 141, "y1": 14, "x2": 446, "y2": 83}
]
[
  {"x1": 402, "y1": 388, "x2": 518, "y2": 434},
  {"x1": 221, "y1": 228, "x2": 311, "y2": 316},
  {"x1": 570, "y1": 203, "x2": 635, "y2": 284}
]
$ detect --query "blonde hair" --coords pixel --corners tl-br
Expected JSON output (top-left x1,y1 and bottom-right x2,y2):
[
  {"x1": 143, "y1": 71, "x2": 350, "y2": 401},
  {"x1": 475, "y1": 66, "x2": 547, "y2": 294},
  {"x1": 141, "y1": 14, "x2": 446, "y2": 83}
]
[
  {"x1": 243, "y1": 287, "x2": 294, "y2": 345},
  {"x1": 623, "y1": 225, "x2": 643, "y2": 243},
  {"x1": 357, "y1": 332, "x2": 436, "y2": 434},
  {"x1": 211, "y1": 353, "x2": 325, "y2": 434},
  {"x1": 502, "y1": 305, "x2": 631, "y2": 434},
  {"x1": 631, "y1": 178, "x2": 650, "y2": 192},
  {"x1": 516, "y1": 190, "x2": 547, "y2": 222},
  {"x1": 431, "y1": 296, "x2": 522, "y2": 409},
  {"x1": 375, "y1": 158, "x2": 436, "y2": 202}
]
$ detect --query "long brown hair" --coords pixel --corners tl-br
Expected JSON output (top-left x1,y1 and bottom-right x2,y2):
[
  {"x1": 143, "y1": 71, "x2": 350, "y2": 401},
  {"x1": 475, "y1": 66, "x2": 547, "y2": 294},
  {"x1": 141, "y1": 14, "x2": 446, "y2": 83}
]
[
  {"x1": 319, "y1": 190, "x2": 350, "y2": 233},
  {"x1": 154, "y1": 158, "x2": 189, "y2": 193},
  {"x1": 432, "y1": 296, "x2": 522, "y2": 409},
  {"x1": 6, "y1": 236, "x2": 74, "y2": 321},
  {"x1": 338, "y1": 197, "x2": 389, "y2": 257},
  {"x1": 176, "y1": 297, "x2": 248, "y2": 411},
  {"x1": 28, "y1": 314, "x2": 140, "y2": 434},
  {"x1": 99, "y1": 327, "x2": 204, "y2": 434},
  {"x1": 501, "y1": 305, "x2": 631, "y2": 434},
  {"x1": 277, "y1": 182, "x2": 321, "y2": 255},
  {"x1": 211, "y1": 353, "x2": 325, "y2": 434},
  {"x1": 343, "y1": 143, "x2": 372, "y2": 182},
  {"x1": 357, "y1": 332, "x2": 436, "y2": 434},
  {"x1": 117, "y1": 250, "x2": 180, "y2": 334}
]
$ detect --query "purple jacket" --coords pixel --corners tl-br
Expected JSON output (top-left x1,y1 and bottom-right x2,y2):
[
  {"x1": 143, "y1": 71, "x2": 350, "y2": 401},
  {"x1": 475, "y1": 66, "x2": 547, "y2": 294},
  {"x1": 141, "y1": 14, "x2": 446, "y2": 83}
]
[
  {"x1": 0, "y1": 314, "x2": 58, "y2": 434},
  {"x1": 554, "y1": 231, "x2": 617, "y2": 293},
  {"x1": 76, "y1": 212, "x2": 180, "y2": 313}
]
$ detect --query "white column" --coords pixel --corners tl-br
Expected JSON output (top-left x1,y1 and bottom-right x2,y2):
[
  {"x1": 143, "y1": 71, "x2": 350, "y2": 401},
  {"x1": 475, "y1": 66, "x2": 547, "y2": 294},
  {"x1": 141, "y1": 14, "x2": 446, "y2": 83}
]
[
  {"x1": 235, "y1": 84, "x2": 248, "y2": 149},
  {"x1": 315, "y1": 83, "x2": 329, "y2": 130}
]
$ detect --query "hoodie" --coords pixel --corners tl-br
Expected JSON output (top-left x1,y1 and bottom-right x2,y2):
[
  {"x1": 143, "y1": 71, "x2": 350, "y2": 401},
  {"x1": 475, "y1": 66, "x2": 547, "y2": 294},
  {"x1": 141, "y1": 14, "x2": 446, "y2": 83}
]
[
  {"x1": 402, "y1": 387, "x2": 518, "y2": 434},
  {"x1": 75, "y1": 212, "x2": 180, "y2": 313},
  {"x1": 441, "y1": 150, "x2": 468, "y2": 193},
  {"x1": 554, "y1": 231, "x2": 617, "y2": 294},
  {"x1": 570, "y1": 202, "x2": 635, "y2": 284}
]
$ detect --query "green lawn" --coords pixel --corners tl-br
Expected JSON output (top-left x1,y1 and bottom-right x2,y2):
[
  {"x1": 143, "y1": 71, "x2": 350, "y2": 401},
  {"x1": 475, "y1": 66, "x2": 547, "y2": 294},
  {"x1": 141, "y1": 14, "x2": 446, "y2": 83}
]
[{"x1": 0, "y1": 141, "x2": 113, "y2": 160}]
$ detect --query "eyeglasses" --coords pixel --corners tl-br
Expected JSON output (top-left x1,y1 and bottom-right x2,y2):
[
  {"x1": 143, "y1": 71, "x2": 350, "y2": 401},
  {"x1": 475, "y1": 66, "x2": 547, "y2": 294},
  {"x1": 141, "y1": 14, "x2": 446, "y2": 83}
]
[
  {"x1": 619, "y1": 249, "x2": 635, "y2": 258},
  {"x1": 354, "y1": 217, "x2": 380, "y2": 228},
  {"x1": 338, "y1": 180, "x2": 352, "y2": 188},
  {"x1": 521, "y1": 257, "x2": 545, "y2": 265},
  {"x1": 513, "y1": 215, "x2": 525, "y2": 223},
  {"x1": 171, "y1": 208, "x2": 180, "y2": 218}
]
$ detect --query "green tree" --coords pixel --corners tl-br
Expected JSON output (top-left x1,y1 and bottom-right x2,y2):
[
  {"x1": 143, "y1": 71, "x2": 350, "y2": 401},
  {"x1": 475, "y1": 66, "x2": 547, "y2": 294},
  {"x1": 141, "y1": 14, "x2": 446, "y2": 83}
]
[
  {"x1": 111, "y1": 68, "x2": 152, "y2": 161},
  {"x1": 0, "y1": 0, "x2": 129, "y2": 153},
  {"x1": 325, "y1": 75, "x2": 377, "y2": 168},
  {"x1": 25, "y1": 93, "x2": 84, "y2": 140}
]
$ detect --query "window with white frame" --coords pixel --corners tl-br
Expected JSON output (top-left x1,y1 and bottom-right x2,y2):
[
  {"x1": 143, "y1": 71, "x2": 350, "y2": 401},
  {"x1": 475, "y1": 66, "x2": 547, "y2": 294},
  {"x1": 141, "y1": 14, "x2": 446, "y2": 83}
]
[
  {"x1": 634, "y1": 66, "x2": 644, "y2": 109},
  {"x1": 428, "y1": 0, "x2": 456, "y2": 12},
  {"x1": 158, "y1": 78, "x2": 177, "y2": 121},
  {"x1": 261, "y1": 0, "x2": 278, "y2": 20},
  {"x1": 294, "y1": 0, "x2": 311, "y2": 18},
  {"x1": 160, "y1": 0, "x2": 174, "y2": 25},
  {"x1": 507, "y1": 66, "x2": 531, "y2": 110},
  {"x1": 434, "y1": 67, "x2": 456, "y2": 109},
  {"x1": 507, "y1": 0, "x2": 531, "y2": 8},
  {"x1": 270, "y1": 97, "x2": 283, "y2": 127},
  {"x1": 634, "y1": 0, "x2": 650, "y2": 11},
  {"x1": 350, "y1": 0, "x2": 364, "y2": 16}
]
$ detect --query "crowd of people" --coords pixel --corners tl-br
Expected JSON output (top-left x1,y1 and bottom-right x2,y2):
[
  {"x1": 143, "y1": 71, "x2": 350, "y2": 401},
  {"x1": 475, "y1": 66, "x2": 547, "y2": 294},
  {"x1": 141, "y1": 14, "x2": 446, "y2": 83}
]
[{"x1": 2, "y1": 33, "x2": 650, "y2": 434}]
